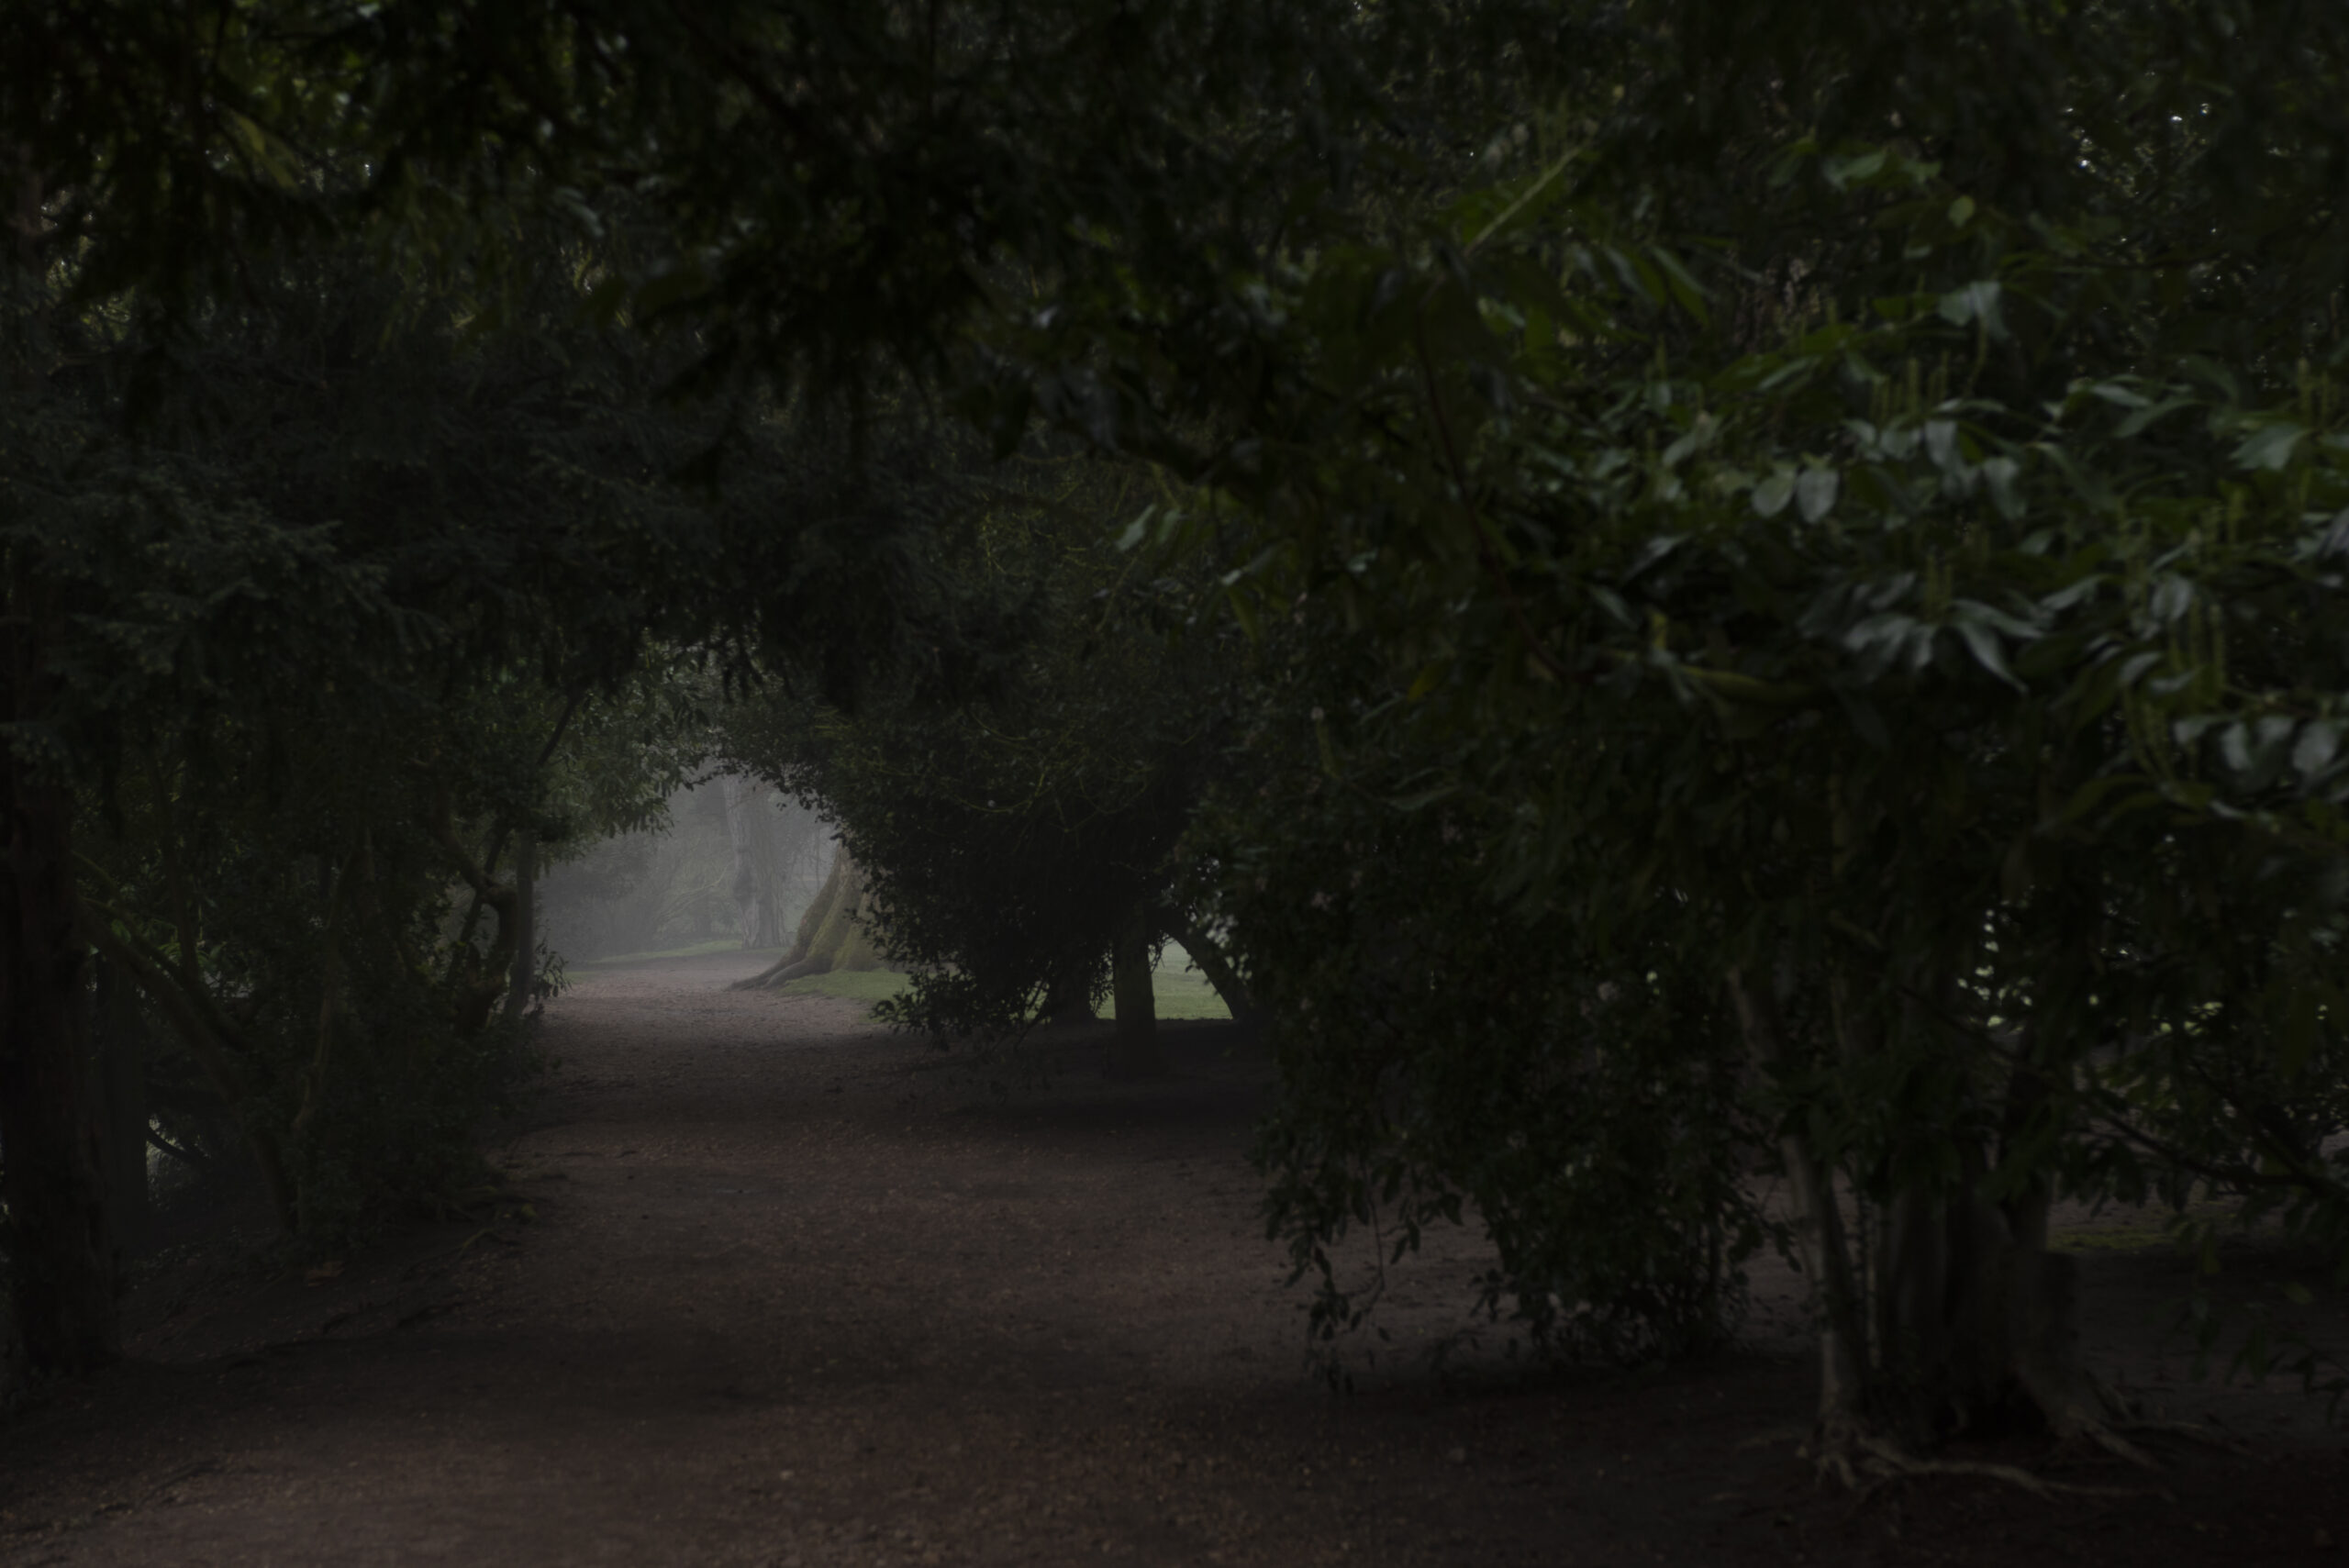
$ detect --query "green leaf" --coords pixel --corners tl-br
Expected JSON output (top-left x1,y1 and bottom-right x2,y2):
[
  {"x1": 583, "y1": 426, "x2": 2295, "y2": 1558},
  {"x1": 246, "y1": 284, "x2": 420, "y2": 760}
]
[
  {"x1": 2294, "y1": 720, "x2": 2342, "y2": 782},
  {"x1": 1824, "y1": 149, "x2": 1887, "y2": 188},
  {"x1": 1937, "y1": 281, "x2": 2005, "y2": 338},
  {"x1": 1223, "y1": 584, "x2": 1262, "y2": 642},
  {"x1": 2232, "y1": 421, "x2": 2307, "y2": 473},
  {"x1": 2034, "y1": 442, "x2": 2118, "y2": 512},
  {"x1": 1753, "y1": 471, "x2": 1796, "y2": 518},
  {"x1": 2056, "y1": 773, "x2": 2144, "y2": 827},
  {"x1": 1588, "y1": 584, "x2": 1634, "y2": 627},
  {"x1": 1647, "y1": 245, "x2": 1712, "y2": 327},
  {"x1": 2150, "y1": 575, "x2": 2195, "y2": 625},
  {"x1": 1796, "y1": 466, "x2": 1839, "y2": 523},
  {"x1": 1954, "y1": 619, "x2": 2023, "y2": 689},
  {"x1": 1925, "y1": 420, "x2": 1961, "y2": 471},
  {"x1": 2113, "y1": 394, "x2": 2196, "y2": 439},
  {"x1": 1980, "y1": 455, "x2": 2023, "y2": 519}
]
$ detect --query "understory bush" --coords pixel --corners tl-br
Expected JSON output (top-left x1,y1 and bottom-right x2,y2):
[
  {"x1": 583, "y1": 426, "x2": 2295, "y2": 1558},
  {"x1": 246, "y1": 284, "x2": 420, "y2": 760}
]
[{"x1": 1191, "y1": 682, "x2": 1768, "y2": 1366}]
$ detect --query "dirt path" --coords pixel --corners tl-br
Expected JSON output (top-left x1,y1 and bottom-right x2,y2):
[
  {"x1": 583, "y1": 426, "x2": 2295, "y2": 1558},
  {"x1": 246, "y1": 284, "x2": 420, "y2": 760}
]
[{"x1": 2, "y1": 952, "x2": 2343, "y2": 1565}]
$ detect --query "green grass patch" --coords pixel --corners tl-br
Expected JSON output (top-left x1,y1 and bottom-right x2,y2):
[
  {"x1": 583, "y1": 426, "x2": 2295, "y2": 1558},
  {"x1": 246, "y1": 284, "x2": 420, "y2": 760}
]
[
  {"x1": 1130, "y1": 943, "x2": 1231, "y2": 1020},
  {"x1": 2051, "y1": 1220, "x2": 2181, "y2": 1254},
  {"x1": 775, "y1": 967, "x2": 915, "y2": 1005},
  {"x1": 582, "y1": 938, "x2": 759, "y2": 967},
  {"x1": 2049, "y1": 1199, "x2": 2243, "y2": 1255},
  {"x1": 769, "y1": 946, "x2": 1230, "y2": 1020}
]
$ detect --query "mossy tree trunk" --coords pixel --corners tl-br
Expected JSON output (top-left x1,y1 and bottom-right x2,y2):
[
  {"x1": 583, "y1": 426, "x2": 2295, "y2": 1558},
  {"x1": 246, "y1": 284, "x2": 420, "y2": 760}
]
[{"x1": 731, "y1": 844, "x2": 886, "y2": 988}]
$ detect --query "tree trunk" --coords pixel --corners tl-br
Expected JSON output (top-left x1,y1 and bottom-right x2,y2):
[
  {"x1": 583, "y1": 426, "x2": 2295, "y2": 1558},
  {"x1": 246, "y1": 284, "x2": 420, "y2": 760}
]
[
  {"x1": 1163, "y1": 914, "x2": 1266, "y2": 1035},
  {"x1": 429, "y1": 791, "x2": 521, "y2": 1036},
  {"x1": 1037, "y1": 961, "x2": 1097, "y2": 1029},
  {"x1": 92, "y1": 954, "x2": 149, "y2": 1257},
  {"x1": 1106, "y1": 903, "x2": 1165, "y2": 1079},
  {"x1": 78, "y1": 911, "x2": 297, "y2": 1231},
  {"x1": 1873, "y1": 1059, "x2": 2105, "y2": 1444},
  {"x1": 720, "y1": 775, "x2": 785, "y2": 950},
  {"x1": 1727, "y1": 970, "x2": 1865, "y2": 1442},
  {"x1": 732, "y1": 844, "x2": 884, "y2": 988},
  {"x1": 503, "y1": 828, "x2": 536, "y2": 1021},
  {"x1": 0, "y1": 562, "x2": 119, "y2": 1376},
  {"x1": 1734, "y1": 968, "x2": 2110, "y2": 1458}
]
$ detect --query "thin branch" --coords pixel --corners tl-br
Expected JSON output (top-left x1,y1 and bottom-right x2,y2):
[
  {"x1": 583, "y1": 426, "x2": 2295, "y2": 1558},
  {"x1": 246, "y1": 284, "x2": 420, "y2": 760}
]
[
  {"x1": 145, "y1": 1126, "x2": 212, "y2": 1170},
  {"x1": 76, "y1": 905, "x2": 295, "y2": 1229},
  {"x1": 1464, "y1": 146, "x2": 1578, "y2": 258}
]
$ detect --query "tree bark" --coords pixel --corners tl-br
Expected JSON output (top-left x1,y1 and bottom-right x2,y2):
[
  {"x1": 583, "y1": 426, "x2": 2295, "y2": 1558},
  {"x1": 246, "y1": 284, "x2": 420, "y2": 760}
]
[
  {"x1": 1735, "y1": 963, "x2": 2112, "y2": 1456},
  {"x1": 503, "y1": 828, "x2": 536, "y2": 1021},
  {"x1": 1727, "y1": 969, "x2": 1865, "y2": 1442},
  {"x1": 1036, "y1": 960, "x2": 1097, "y2": 1028},
  {"x1": 1106, "y1": 903, "x2": 1165, "y2": 1078},
  {"x1": 1163, "y1": 913, "x2": 1265, "y2": 1035},
  {"x1": 720, "y1": 775, "x2": 785, "y2": 950},
  {"x1": 93, "y1": 955, "x2": 149, "y2": 1258},
  {"x1": 429, "y1": 792, "x2": 520, "y2": 1035},
  {"x1": 732, "y1": 843, "x2": 883, "y2": 987},
  {"x1": 0, "y1": 564, "x2": 119, "y2": 1377},
  {"x1": 77, "y1": 910, "x2": 295, "y2": 1230}
]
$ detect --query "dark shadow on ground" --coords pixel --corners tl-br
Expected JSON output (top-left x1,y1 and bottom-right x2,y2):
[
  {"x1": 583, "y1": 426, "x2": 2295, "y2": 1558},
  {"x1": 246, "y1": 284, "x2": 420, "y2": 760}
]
[{"x1": 1, "y1": 951, "x2": 2341, "y2": 1566}]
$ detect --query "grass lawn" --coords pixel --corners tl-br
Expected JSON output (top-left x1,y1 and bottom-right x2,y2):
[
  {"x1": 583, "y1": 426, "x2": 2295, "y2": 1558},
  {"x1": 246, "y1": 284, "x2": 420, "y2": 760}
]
[
  {"x1": 774, "y1": 942, "x2": 1232, "y2": 1020},
  {"x1": 581, "y1": 938, "x2": 753, "y2": 967},
  {"x1": 1142, "y1": 942, "x2": 1232, "y2": 1020},
  {"x1": 775, "y1": 968, "x2": 914, "y2": 1005}
]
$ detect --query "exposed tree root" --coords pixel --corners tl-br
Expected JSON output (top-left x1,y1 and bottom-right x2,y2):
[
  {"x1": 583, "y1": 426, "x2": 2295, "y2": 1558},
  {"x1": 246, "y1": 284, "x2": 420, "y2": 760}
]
[
  {"x1": 1806, "y1": 1373, "x2": 2255, "y2": 1507},
  {"x1": 2110, "y1": 1416, "x2": 2257, "y2": 1459},
  {"x1": 2054, "y1": 1375, "x2": 2258, "y2": 1462},
  {"x1": 1831, "y1": 1433, "x2": 2143, "y2": 1501},
  {"x1": 2074, "y1": 1421, "x2": 2164, "y2": 1471}
]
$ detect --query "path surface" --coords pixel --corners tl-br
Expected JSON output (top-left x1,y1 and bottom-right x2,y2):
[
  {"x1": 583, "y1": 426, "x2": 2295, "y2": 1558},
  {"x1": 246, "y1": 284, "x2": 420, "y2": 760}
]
[{"x1": 1, "y1": 952, "x2": 2343, "y2": 1565}]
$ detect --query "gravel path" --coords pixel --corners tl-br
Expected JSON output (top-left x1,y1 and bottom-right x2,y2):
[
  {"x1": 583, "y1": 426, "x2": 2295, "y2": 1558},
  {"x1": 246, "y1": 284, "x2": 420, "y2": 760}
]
[{"x1": 0, "y1": 951, "x2": 2340, "y2": 1565}]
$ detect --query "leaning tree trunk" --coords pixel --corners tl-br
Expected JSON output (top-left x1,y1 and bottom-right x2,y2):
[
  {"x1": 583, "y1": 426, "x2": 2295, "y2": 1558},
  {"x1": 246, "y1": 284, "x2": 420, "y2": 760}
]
[
  {"x1": 730, "y1": 844, "x2": 885, "y2": 988},
  {"x1": 1105, "y1": 903, "x2": 1165, "y2": 1079},
  {"x1": 0, "y1": 560, "x2": 119, "y2": 1378},
  {"x1": 1164, "y1": 914, "x2": 1266, "y2": 1036}
]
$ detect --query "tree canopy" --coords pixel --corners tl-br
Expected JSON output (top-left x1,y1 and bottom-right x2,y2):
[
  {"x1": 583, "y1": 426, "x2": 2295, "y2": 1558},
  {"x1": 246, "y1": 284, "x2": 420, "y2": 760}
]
[
  {"x1": 719, "y1": 445, "x2": 1258, "y2": 1059},
  {"x1": 5, "y1": 0, "x2": 2347, "y2": 1482}
]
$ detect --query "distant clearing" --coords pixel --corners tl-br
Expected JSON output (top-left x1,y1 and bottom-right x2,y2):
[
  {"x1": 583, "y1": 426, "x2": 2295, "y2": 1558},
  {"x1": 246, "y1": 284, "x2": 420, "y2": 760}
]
[{"x1": 774, "y1": 941, "x2": 1233, "y2": 1019}]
